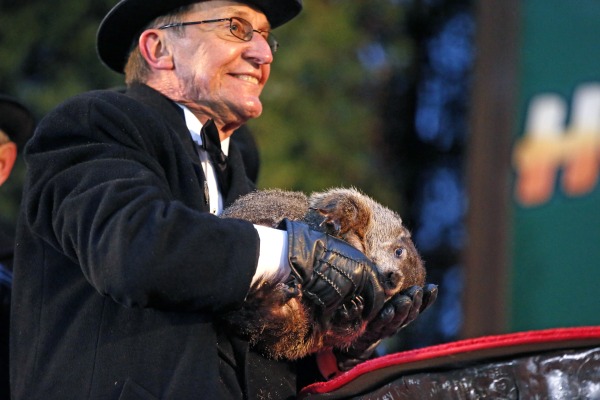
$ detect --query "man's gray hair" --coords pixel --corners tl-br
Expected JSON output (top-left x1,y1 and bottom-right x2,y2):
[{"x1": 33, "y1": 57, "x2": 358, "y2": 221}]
[{"x1": 124, "y1": 4, "x2": 196, "y2": 85}]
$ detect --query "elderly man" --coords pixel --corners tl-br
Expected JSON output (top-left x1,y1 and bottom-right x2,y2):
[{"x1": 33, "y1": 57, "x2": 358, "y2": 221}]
[{"x1": 10, "y1": 1, "x2": 435, "y2": 399}]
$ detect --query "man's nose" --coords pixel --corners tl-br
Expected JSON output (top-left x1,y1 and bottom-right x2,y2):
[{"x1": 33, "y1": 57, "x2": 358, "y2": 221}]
[{"x1": 243, "y1": 34, "x2": 274, "y2": 65}]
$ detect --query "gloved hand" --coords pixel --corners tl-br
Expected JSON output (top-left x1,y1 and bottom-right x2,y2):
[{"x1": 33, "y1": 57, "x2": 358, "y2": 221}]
[
  {"x1": 332, "y1": 283, "x2": 438, "y2": 372},
  {"x1": 285, "y1": 219, "x2": 386, "y2": 327}
]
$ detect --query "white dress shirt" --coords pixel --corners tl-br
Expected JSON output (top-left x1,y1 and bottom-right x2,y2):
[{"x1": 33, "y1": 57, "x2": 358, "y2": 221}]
[{"x1": 179, "y1": 105, "x2": 289, "y2": 285}]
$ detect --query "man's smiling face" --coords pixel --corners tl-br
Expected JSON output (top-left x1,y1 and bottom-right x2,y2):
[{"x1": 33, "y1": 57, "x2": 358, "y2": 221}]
[{"x1": 168, "y1": 1, "x2": 274, "y2": 126}]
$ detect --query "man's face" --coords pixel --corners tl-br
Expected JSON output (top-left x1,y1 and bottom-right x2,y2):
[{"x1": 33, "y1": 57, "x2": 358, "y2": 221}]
[{"x1": 168, "y1": 1, "x2": 273, "y2": 126}]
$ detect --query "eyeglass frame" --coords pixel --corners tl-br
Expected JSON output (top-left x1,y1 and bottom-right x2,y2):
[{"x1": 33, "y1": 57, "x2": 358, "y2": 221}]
[{"x1": 158, "y1": 17, "x2": 279, "y2": 53}]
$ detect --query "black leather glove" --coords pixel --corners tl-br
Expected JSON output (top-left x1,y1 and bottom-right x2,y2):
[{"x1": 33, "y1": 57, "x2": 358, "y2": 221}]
[
  {"x1": 333, "y1": 283, "x2": 438, "y2": 372},
  {"x1": 285, "y1": 219, "x2": 386, "y2": 327}
]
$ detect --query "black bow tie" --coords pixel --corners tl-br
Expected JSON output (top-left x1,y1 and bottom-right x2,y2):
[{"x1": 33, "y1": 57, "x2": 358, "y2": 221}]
[{"x1": 200, "y1": 119, "x2": 230, "y2": 195}]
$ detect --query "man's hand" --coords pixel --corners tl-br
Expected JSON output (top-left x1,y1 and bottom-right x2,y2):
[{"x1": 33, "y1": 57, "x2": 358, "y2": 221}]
[
  {"x1": 331, "y1": 284, "x2": 438, "y2": 373},
  {"x1": 284, "y1": 219, "x2": 386, "y2": 327}
]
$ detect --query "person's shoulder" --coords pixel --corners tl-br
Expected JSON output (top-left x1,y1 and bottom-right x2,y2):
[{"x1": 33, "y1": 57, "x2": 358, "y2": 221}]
[
  {"x1": 35, "y1": 89, "x2": 143, "y2": 138},
  {"x1": 61, "y1": 88, "x2": 134, "y2": 109},
  {"x1": 30, "y1": 88, "x2": 156, "y2": 153},
  {"x1": 46, "y1": 88, "x2": 126, "y2": 114},
  {"x1": 39, "y1": 86, "x2": 178, "y2": 137},
  {"x1": 45, "y1": 88, "x2": 153, "y2": 127}
]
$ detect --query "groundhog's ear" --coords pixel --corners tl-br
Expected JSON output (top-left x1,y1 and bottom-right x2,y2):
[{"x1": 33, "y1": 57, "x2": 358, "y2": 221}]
[{"x1": 312, "y1": 195, "x2": 371, "y2": 239}]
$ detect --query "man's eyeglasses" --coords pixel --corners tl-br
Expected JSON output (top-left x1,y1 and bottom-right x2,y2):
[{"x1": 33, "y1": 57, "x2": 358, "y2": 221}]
[{"x1": 158, "y1": 17, "x2": 279, "y2": 53}]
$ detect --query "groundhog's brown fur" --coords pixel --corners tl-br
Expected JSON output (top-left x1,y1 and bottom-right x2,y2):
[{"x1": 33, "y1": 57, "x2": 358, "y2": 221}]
[{"x1": 220, "y1": 188, "x2": 426, "y2": 360}]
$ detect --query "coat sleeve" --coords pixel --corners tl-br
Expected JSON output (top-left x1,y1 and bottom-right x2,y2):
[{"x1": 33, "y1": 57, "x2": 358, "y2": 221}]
[{"x1": 22, "y1": 92, "x2": 259, "y2": 313}]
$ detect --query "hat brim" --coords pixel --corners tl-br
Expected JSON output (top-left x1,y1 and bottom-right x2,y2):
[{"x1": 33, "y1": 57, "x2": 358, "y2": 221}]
[
  {"x1": 0, "y1": 95, "x2": 35, "y2": 150},
  {"x1": 97, "y1": 0, "x2": 302, "y2": 74}
]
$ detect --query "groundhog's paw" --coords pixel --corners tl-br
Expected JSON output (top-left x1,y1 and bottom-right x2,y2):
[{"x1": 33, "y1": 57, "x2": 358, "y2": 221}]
[
  {"x1": 314, "y1": 197, "x2": 357, "y2": 232},
  {"x1": 310, "y1": 195, "x2": 370, "y2": 251},
  {"x1": 275, "y1": 281, "x2": 301, "y2": 302},
  {"x1": 330, "y1": 295, "x2": 364, "y2": 328}
]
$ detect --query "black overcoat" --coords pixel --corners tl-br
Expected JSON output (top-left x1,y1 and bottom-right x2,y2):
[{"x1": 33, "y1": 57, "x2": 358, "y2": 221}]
[{"x1": 10, "y1": 84, "x2": 299, "y2": 399}]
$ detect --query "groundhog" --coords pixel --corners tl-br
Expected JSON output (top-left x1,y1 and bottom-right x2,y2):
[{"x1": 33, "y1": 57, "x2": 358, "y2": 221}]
[{"x1": 220, "y1": 188, "x2": 426, "y2": 360}]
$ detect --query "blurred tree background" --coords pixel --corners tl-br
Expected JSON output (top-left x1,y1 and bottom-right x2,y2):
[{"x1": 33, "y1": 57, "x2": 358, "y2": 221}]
[{"x1": 0, "y1": 0, "x2": 473, "y2": 351}]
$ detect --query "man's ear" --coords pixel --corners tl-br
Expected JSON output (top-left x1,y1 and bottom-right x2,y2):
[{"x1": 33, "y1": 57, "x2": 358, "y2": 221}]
[
  {"x1": 138, "y1": 29, "x2": 174, "y2": 71},
  {"x1": 0, "y1": 142, "x2": 17, "y2": 186}
]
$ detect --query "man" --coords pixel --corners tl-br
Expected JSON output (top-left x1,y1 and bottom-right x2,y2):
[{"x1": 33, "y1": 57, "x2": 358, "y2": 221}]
[
  {"x1": 0, "y1": 94, "x2": 35, "y2": 400},
  {"x1": 10, "y1": 1, "x2": 436, "y2": 399}
]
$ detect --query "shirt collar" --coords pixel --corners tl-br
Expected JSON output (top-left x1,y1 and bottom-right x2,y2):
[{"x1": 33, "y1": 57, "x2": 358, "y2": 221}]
[{"x1": 177, "y1": 104, "x2": 230, "y2": 156}]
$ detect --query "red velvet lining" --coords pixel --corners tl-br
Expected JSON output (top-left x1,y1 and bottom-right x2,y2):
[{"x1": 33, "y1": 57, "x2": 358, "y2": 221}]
[{"x1": 300, "y1": 326, "x2": 600, "y2": 397}]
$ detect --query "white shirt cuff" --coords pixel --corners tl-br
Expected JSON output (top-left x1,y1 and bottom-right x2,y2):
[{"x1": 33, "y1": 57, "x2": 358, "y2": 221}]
[{"x1": 251, "y1": 224, "x2": 290, "y2": 286}]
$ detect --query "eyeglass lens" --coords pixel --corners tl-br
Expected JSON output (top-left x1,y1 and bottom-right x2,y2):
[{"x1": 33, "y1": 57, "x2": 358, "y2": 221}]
[{"x1": 229, "y1": 17, "x2": 278, "y2": 53}]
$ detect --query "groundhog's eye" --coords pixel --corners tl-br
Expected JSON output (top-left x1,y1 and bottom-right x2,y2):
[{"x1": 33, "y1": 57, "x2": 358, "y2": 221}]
[{"x1": 394, "y1": 248, "x2": 404, "y2": 258}]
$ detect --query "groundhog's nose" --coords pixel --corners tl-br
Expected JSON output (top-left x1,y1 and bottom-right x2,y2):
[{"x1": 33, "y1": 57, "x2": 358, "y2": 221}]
[{"x1": 383, "y1": 271, "x2": 403, "y2": 297}]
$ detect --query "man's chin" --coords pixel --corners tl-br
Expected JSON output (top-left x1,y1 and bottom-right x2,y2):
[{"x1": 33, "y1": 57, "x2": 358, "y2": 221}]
[{"x1": 238, "y1": 102, "x2": 263, "y2": 121}]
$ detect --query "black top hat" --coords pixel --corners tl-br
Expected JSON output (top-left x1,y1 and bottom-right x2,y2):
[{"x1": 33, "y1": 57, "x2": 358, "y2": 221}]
[
  {"x1": 97, "y1": 0, "x2": 303, "y2": 74},
  {"x1": 0, "y1": 95, "x2": 35, "y2": 151}
]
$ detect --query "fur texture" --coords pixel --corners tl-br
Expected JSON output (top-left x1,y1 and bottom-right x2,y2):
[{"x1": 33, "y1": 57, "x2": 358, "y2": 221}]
[{"x1": 220, "y1": 188, "x2": 426, "y2": 360}]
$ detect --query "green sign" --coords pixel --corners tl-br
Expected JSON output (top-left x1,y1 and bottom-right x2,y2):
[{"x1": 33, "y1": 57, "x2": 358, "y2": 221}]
[{"x1": 510, "y1": 0, "x2": 600, "y2": 330}]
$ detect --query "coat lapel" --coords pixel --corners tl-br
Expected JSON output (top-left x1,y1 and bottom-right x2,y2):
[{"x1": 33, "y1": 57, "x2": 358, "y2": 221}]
[{"x1": 124, "y1": 83, "x2": 255, "y2": 208}]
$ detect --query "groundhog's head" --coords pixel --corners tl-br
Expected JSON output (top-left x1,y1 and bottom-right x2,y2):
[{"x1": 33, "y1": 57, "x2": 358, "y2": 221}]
[
  {"x1": 363, "y1": 199, "x2": 425, "y2": 297},
  {"x1": 308, "y1": 188, "x2": 426, "y2": 299}
]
